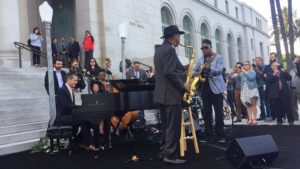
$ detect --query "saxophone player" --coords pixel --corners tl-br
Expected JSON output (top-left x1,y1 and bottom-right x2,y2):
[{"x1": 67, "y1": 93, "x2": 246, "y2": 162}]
[
  {"x1": 193, "y1": 39, "x2": 226, "y2": 141},
  {"x1": 154, "y1": 25, "x2": 190, "y2": 164}
]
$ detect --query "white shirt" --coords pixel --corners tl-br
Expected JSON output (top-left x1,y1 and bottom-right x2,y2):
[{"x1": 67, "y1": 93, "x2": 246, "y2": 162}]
[
  {"x1": 65, "y1": 83, "x2": 74, "y2": 102},
  {"x1": 54, "y1": 68, "x2": 63, "y2": 88}
]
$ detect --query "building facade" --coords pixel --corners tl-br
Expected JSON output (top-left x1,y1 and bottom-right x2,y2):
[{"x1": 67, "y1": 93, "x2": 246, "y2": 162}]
[{"x1": 0, "y1": 0, "x2": 269, "y2": 73}]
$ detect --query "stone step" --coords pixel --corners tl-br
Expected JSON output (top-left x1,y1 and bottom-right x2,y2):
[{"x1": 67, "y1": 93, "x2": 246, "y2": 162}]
[
  {"x1": 0, "y1": 129, "x2": 46, "y2": 146},
  {"x1": 0, "y1": 90, "x2": 47, "y2": 99},
  {"x1": 0, "y1": 139, "x2": 40, "y2": 156},
  {"x1": 0, "y1": 98, "x2": 48, "y2": 111},
  {"x1": 0, "y1": 108, "x2": 48, "y2": 119},
  {"x1": 0, "y1": 121, "x2": 48, "y2": 135},
  {"x1": 0, "y1": 115, "x2": 49, "y2": 127}
]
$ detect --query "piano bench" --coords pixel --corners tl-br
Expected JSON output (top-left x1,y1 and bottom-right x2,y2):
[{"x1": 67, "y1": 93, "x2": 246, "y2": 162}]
[{"x1": 46, "y1": 126, "x2": 73, "y2": 155}]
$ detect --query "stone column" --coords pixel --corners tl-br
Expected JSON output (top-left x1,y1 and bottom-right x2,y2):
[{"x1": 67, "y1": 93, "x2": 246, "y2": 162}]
[{"x1": 0, "y1": 0, "x2": 22, "y2": 67}]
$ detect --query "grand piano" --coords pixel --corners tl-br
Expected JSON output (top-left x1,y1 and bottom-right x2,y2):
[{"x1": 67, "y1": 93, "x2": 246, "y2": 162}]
[{"x1": 72, "y1": 79, "x2": 158, "y2": 124}]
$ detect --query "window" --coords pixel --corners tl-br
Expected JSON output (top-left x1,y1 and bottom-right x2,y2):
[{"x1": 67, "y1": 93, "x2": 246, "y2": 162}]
[
  {"x1": 255, "y1": 17, "x2": 262, "y2": 30},
  {"x1": 201, "y1": 23, "x2": 209, "y2": 42},
  {"x1": 214, "y1": 0, "x2": 218, "y2": 7},
  {"x1": 183, "y1": 16, "x2": 194, "y2": 58},
  {"x1": 251, "y1": 38, "x2": 254, "y2": 50},
  {"x1": 225, "y1": 0, "x2": 229, "y2": 14},
  {"x1": 237, "y1": 37, "x2": 243, "y2": 62},
  {"x1": 215, "y1": 28, "x2": 222, "y2": 54},
  {"x1": 235, "y1": 7, "x2": 239, "y2": 19},
  {"x1": 260, "y1": 42, "x2": 264, "y2": 57},
  {"x1": 227, "y1": 33, "x2": 234, "y2": 68},
  {"x1": 161, "y1": 7, "x2": 174, "y2": 33}
]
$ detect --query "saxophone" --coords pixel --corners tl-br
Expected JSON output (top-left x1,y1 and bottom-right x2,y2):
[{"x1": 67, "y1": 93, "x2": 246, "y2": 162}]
[{"x1": 180, "y1": 44, "x2": 199, "y2": 104}]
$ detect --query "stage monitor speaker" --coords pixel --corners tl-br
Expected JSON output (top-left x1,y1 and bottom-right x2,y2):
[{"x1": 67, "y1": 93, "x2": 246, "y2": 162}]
[{"x1": 225, "y1": 135, "x2": 279, "y2": 169}]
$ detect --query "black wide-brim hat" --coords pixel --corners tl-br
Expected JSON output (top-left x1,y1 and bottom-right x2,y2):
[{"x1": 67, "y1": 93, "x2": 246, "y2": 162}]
[{"x1": 161, "y1": 25, "x2": 185, "y2": 39}]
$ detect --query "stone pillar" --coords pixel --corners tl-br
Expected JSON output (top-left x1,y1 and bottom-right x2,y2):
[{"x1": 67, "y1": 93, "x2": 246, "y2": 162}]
[{"x1": 0, "y1": 0, "x2": 22, "y2": 67}]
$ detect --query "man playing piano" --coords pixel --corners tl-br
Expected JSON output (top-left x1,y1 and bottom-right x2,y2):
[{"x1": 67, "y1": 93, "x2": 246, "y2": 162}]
[{"x1": 154, "y1": 25, "x2": 190, "y2": 165}]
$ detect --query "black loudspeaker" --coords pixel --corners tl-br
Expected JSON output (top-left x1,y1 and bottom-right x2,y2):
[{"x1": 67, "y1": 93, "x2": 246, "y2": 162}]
[{"x1": 225, "y1": 135, "x2": 279, "y2": 169}]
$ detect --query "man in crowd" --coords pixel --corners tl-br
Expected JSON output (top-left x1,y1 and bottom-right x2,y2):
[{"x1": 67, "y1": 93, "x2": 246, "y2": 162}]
[
  {"x1": 69, "y1": 59, "x2": 86, "y2": 91},
  {"x1": 44, "y1": 58, "x2": 66, "y2": 95},
  {"x1": 263, "y1": 52, "x2": 280, "y2": 120},
  {"x1": 253, "y1": 57, "x2": 269, "y2": 121},
  {"x1": 154, "y1": 25, "x2": 189, "y2": 164},
  {"x1": 266, "y1": 62, "x2": 294, "y2": 125},
  {"x1": 193, "y1": 39, "x2": 226, "y2": 141},
  {"x1": 59, "y1": 37, "x2": 68, "y2": 67},
  {"x1": 289, "y1": 56, "x2": 300, "y2": 121},
  {"x1": 126, "y1": 59, "x2": 148, "y2": 80},
  {"x1": 68, "y1": 35, "x2": 80, "y2": 62},
  {"x1": 232, "y1": 62, "x2": 244, "y2": 122},
  {"x1": 51, "y1": 37, "x2": 58, "y2": 58}
]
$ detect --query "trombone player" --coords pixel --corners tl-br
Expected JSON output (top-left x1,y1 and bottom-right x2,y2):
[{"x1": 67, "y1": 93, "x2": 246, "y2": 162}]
[
  {"x1": 193, "y1": 39, "x2": 226, "y2": 141},
  {"x1": 154, "y1": 25, "x2": 190, "y2": 164}
]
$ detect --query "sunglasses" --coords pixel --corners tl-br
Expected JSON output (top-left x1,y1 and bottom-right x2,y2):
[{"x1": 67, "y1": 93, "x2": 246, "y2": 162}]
[{"x1": 201, "y1": 46, "x2": 209, "y2": 50}]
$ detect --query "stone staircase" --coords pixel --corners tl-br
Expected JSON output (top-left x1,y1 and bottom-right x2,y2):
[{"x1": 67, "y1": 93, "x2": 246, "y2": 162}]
[{"x1": 0, "y1": 66, "x2": 49, "y2": 156}]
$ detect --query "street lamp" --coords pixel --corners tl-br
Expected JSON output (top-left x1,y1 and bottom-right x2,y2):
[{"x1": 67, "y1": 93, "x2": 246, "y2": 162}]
[
  {"x1": 39, "y1": 2, "x2": 56, "y2": 126},
  {"x1": 119, "y1": 22, "x2": 128, "y2": 79}
]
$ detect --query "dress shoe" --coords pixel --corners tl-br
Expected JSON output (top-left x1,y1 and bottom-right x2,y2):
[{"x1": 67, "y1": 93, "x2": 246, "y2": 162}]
[{"x1": 163, "y1": 157, "x2": 186, "y2": 164}]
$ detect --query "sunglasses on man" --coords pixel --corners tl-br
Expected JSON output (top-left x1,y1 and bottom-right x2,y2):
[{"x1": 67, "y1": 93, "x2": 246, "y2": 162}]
[{"x1": 201, "y1": 46, "x2": 209, "y2": 50}]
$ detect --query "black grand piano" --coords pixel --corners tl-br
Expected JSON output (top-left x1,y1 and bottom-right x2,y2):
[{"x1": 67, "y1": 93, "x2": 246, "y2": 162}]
[{"x1": 72, "y1": 79, "x2": 158, "y2": 124}]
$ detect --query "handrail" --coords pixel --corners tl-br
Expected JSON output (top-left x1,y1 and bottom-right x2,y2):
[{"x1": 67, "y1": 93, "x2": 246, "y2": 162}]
[{"x1": 13, "y1": 41, "x2": 47, "y2": 68}]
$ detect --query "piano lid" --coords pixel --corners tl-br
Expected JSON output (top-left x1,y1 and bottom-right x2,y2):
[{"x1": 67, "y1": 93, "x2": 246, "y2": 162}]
[{"x1": 109, "y1": 79, "x2": 154, "y2": 92}]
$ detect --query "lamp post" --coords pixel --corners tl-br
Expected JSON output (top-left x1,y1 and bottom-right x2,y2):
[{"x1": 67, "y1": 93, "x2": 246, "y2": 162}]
[
  {"x1": 119, "y1": 22, "x2": 128, "y2": 79},
  {"x1": 39, "y1": 2, "x2": 56, "y2": 126}
]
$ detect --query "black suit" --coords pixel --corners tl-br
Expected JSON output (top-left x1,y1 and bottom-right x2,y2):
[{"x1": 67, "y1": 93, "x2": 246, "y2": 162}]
[
  {"x1": 68, "y1": 41, "x2": 80, "y2": 60},
  {"x1": 55, "y1": 85, "x2": 78, "y2": 126},
  {"x1": 44, "y1": 70, "x2": 66, "y2": 95},
  {"x1": 266, "y1": 70, "x2": 294, "y2": 123},
  {"x1": 154, "y1": 41, "x2": 185, "y2": 158}
]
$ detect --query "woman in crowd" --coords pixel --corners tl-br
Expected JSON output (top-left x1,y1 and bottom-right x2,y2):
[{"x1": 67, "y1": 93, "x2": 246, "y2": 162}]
[
  {"x1": 86, "y1": 58, "x2": 101, "y2": 79},
  {"x1": 238, "y1": 61, "x2": 260, "y2": 125},
  {"x1": 30, "y1": 27, "x2": 43, "y2": 67},
  {"x1": 83, "y1": 30, "x2": 95, "y2": 69}
]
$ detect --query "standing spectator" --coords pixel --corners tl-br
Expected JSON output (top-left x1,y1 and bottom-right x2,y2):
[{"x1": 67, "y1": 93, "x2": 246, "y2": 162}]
[
  {"x1": 119, "y1": 56, "x2": 132, "y2": 73},
  {"x1": 30, "y1": 27, "x2": 43, "y2": 67},
  {"x1": 69, "y1": 59, "x2": 86, "y2": 91},
  {"x1": 289, "y1": 56, "x2": 300, "y2": 121},
  {"x1": 68, "y1": 35, "x2": 80, "y2": 63},
  {"x1": 86, "y1": 58, "x2": 101, "y2": 79},
  {"x1": 266, "y1": 62, "x2": 294, "y2": 125},
  {"x1": 51, "y1": 37, "x2": 58, "y2": 58},
  {"x1": 232, "y1": 62, "x2": 243, "y2": 122},
  {"x1": 59, "y1": 37, "x2": 68, "y2": 66},
  {"x1": 263, "y1": 52, "x2": 280, "y2": 120},
  {"x1": 83, "y1": 30, "x2": 95, "y2": 69},
  {"x1": 224, "y1": 68, "x2": 236, "y2": 120},
  {"x1": 254, "y1": 57, "x2": 269, "y2": 121},
  {"x1": 44, "y1": 58, "x2": 66, "y2": 95},
  {"x1": 126, "y1": 59, "x2": 148, "y2": 80},
  {"x1": 239, "y1": 61, "x2": 260, "y2": 125}
]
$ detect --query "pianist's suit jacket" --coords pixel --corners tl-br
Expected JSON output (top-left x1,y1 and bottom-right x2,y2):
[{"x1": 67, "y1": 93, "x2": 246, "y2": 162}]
[
  {"x1": 55, "y1": 84, "x2": 79, "y2": 126},
  {"x1": 153, "y1": 41, "x2": 185, "y2": 105}
]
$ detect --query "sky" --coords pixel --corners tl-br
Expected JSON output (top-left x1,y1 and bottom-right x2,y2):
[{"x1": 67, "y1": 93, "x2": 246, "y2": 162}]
[{"x1": 240, "y1": 0, "x2": 300, "y2": 27}]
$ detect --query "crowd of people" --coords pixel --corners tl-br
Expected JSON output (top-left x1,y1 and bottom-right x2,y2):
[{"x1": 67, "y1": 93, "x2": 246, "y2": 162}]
[{"x1": 222, "y1": 53, "x2": 300, "y2": 126}]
